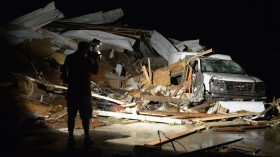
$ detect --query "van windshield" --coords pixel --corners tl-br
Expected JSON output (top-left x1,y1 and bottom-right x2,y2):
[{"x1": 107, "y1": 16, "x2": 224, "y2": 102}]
[{"x1": 201, "y1": 59, "x2": 246, "y2": 74}]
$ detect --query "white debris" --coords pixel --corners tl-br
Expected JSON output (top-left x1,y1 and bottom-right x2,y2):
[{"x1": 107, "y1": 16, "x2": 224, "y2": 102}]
[
  {"x1": 172, "y1": 39, "x2": 204, "y2": 52},
  {"x1": 150, "y1": 30, "x2": 178, "y2": 60},
  {"x1": 59, "y1": 8, "x2": 124, "y2": 24},
  {"x1": 8, "y1": 1, "x2": 64, "y2": 29},
  {"x1": 0, "y1": 27, "x2": 42, "y2": 45},
  {"x1": 207, "y1": 101, "x2": 266, "y2": 114},
  {"x1": 62, "y1": 30, "x2": 136, "y2": 51}
]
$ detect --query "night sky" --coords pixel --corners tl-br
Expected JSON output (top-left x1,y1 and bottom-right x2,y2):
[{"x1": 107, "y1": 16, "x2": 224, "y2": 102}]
[{"x1": 1, "y1": 0, "x2": 279, "y2": 101}]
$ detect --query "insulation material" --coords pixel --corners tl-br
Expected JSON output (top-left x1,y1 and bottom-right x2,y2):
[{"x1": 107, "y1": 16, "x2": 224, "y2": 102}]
[
  {"x1": 150, "y1": 30, "x2": 178, "y2": 60},
  {"x1": 218, "y1": 101, "x2": 265, "y2": 113},
  {"x1": 59, "y1": 8, "x2": 124, "y2": 24},
  {"x1": 115, "y1": 64, "x2": 123, "y2": 76},
  {"x1": 1, "y1": 28, "x2": 42, "y2": 45},
  {"x1": 43, "y1": 30, "x2": 78, "y2": 50},
  {"x1": 173, "y1": 39, "x2": 204, "y2": 52},
  {"x1": 8, "y1": 1, "x2": 64, "y2": 29},
  {"x1": 1, "y1": 1, "x2": 64, "y2": 45},
  {"x1": 62, "y1": 30, "x2": 136, "y2": 51}
]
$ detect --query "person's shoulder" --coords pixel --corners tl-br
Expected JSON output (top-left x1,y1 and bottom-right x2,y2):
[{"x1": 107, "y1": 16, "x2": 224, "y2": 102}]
[
  {"x1": 66, "y1": 52, "x2": 77, "y2": 60},
  {"x1": 84, "y1": 57, "x2": 93, "y2": 63}
]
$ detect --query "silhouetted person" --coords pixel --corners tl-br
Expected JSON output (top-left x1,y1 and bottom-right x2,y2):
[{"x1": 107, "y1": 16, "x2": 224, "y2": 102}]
[{"x1": 60, "y1": 41, "x2": 99, "y2": 149}]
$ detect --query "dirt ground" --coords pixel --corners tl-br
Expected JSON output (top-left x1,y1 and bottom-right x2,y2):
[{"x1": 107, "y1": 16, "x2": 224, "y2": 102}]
[
  {"x1": 1, "y1": 93, "x2": 279, "y2": 157},
  {"x1": 1, "y1": 116, "x2": 280, "y2": 157}
]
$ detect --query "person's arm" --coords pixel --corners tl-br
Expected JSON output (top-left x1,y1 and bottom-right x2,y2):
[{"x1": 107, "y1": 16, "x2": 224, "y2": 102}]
[
  {"x1": 88, "y1": 56, "x2": 99, "y2": 75},
  {"x1": 60, "y1": 56, "x2": 69, "y2": 84}
]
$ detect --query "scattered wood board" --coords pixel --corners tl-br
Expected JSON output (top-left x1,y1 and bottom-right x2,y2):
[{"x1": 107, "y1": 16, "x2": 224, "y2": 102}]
[
  {"x1": 145, "y1": 125, "x2": 206, "y2": 146},
  {"x1": 94, "y1": 110, "x2": 183, "y2": 124},
  {"x1": 190, "y1": 112, "x2": 259, "y2": 122}
]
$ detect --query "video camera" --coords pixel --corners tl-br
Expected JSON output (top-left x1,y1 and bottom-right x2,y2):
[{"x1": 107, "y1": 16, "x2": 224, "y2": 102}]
[{"x1": 87, "y1": 38, "x2": 102, "y2": 60}]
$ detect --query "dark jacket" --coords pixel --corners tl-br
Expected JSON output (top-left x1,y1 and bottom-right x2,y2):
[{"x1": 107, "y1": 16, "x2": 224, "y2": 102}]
[{"x1": 61, "y1": 50, "x2": 98, "y2": 99}]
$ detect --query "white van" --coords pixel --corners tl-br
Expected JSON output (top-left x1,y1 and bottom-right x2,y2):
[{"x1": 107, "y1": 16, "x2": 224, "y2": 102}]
[{"x1": 169, "y1": 52, "x2": 266, "y2": 103}]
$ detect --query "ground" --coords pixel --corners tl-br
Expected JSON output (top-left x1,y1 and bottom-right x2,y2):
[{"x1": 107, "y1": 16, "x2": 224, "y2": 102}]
[
  {"x1": 1, "y1": 115, "x2": 280, "y2": 157},
  {"x1": 1, "y1": 93, "x2": 279, "y2": 157}
]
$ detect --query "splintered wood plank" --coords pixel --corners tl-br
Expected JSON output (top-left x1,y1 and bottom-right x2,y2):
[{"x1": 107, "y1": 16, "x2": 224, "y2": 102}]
[
  {"x1": 204, "y1": 120, "x2": 248, "y2": 127},
  {"x1": 168, "y1": 112, "x2": 219, "y2": 119},
  {"x1": 47, "y1": 109, "x2": 67, "y2": 121},
  {"x1": 20, "y1": 99, "x2": 50, "y2": 117},
  {"x1": 148, "y1": 58, "x2": 152, "y2": 84},
  {"x1": 91, "y1": 93, "x2": 126, "y2": 105},
  {"x1": 154, "y1": 60, "x2": 186, "y2": 77},
  {"x1": 142, "y1": 65, "x2": 150, "y2": 84},
  {"x1": 213, "y1": 124, "x2": 270, "y2": 132},
  {"x1": 142, "y1": 95, "x2": 182, "y2": 104},
  {"x1": 146, "y1": 125, "x2": 206, "y2": 146},
  {"x1": 214, "y1": 127, "x2": 246, "y2": 132},
  {"x1": 94, "y1": 110, "x2": 183, "y2": 124},
  {"x1": 139, "y1": 111, "x2": 217, "y2": 118},
  {"x1": 241, "y1": 125, "x2": 271, "y2": 130},
  {"x1": 185, "y1": 138, "x2": 243, "y2": 154},
  {"x1": 190, "y1": 112, "x2": 260, "y2": 122},
  {"x1": 138, "y1": 111, "x2": 171, "y2": 117},
  {"x1": 153, "y1": 49, "x2": 213, "y2": 79}
]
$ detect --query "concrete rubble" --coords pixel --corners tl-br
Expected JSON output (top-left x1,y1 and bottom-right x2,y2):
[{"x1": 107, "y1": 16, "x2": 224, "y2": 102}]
[{"x1": 0, "y1": 1, "x2": 279, "y2": 157}]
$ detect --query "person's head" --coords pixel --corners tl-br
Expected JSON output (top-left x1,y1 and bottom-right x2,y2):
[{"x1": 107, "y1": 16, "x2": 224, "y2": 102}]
[
  {"x1": 77, "y1": 41, "x2": 89, "y2": 55},
  {"x1": 91, "y1": 39, "x2": 101, "y2": 46}
]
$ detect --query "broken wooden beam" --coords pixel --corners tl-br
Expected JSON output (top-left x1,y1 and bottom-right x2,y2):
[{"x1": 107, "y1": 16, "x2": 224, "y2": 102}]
[
  {"x1": 185, "y1": 138, "x2": 244, "y2": 155},
  {"x1": 139, "y1": 111, "x2": 216, "y2": 118},
  {"x1": 148, "y1": 57, "x2": 152, "y2": 85},
  {"x1": 142, "y1": 65, "x2": 150, "y2": 84},
  {"x1": 204, "y1": 119, "x2": 248, "y2": 128},
  {"x1": 214, "y1": 124, "x2": 271, "y2": 132},
  {"x1": 152, "y1": 49, "x2": 212, "y2": 86},
  {"x1": 93, "y1": 110, "x2": 183, "y2": 124},
  {"x1": 171, "y1": 64, "x2": 188, "y2": 97},
  {"x1": 251, "y1": 100, "x2": 280, "y2": 119},
  {"x1": 91, "y1": 92, "x2": 126, "y2": 105},
  {"x1": 240, "y1": 125, "x2": 271, "y2": 130},
  {"x1": 153, "y1": 60, "x2": 185, "y2": 80},
  {"x1": 214, "y1": 127, "x2": 246, "y2": 132},
  {"x1": 146, "y1": 125, "x2": 206, "y2": 146},
  {"x1": 47, "y1": 110, "x2": 68, "y2": 121},
  {"x1": 189, "y1": 112, "x2": 260, "y2": 123}
]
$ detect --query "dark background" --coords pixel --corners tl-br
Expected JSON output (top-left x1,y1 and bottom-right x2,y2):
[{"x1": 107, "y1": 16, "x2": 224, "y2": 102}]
[{"x1": 1, "y1": 0, "x2": 279, "y2": 102}]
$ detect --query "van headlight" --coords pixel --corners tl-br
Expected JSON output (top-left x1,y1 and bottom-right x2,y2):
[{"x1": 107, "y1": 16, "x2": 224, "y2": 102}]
[{"x1": 210, "y1": 79, "x2": 226, "y2": 93}]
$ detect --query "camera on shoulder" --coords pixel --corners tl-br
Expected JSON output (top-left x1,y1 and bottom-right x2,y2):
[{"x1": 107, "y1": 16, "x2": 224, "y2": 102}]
[{"x1": 87, "y1": 38, "x2": 102, "y2": 60}]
